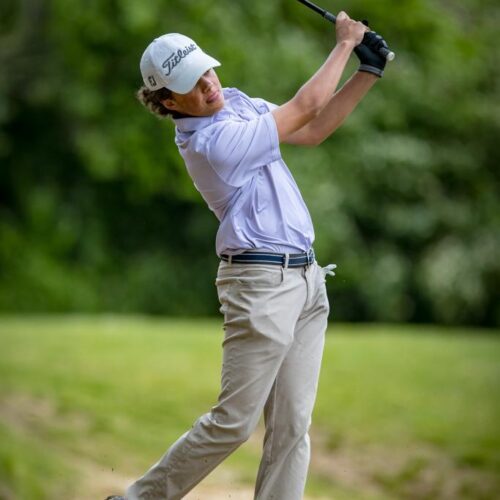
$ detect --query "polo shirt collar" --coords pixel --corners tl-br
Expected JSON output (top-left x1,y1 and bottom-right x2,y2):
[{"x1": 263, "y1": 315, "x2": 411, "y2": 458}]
[{"x1": 173, "y1": 114, "x2": 215, "y2": 133}]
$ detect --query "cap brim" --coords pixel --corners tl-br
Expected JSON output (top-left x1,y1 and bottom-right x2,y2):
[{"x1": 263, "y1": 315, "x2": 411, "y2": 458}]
[{"x1": 166, "y1": 52, "x2": 221, "y2": 94}]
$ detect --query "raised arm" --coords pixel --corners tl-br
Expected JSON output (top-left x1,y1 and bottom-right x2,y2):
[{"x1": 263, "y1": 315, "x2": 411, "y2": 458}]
[
  {"x1": 271, "y1": 11, "x2": 366, "y2": 143},
  {"x1": 285, "y1": 70, "x2": 378, "y2": 146}
]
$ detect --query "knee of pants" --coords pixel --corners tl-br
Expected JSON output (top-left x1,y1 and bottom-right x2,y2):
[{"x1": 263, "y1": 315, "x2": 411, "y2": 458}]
[
  {"x1": 233, "y1": 421, "x2": 254, "y2": 444},
  {"x1": 211, "y1": 420, "x2": 255, "y2": 447},
  {"x1": 202, "y1": 410, "x2": 258, "y2": 446},
  {"x1": 277, "y1": 414, "x2": 312, "y2": 441}
]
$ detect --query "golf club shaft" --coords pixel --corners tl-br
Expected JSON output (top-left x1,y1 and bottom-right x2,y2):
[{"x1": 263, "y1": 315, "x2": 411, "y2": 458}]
[
  {"x1": 296, "y1": 0, "x2": 395, "y2": 61},
  {"x1": 297, "y1": 0, "x2": 337, "y2": 23}
]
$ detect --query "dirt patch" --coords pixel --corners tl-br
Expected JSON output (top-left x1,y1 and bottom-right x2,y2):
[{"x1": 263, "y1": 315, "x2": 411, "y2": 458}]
[
  {"x1": 0, "y1": 482, "x2": 15, "y2": 500},
  {"x1": 0, "y1": 394, "x2": 320, "y2": 499},
  {"x1": 0, "y1": 393, "x2": 58, "y2": 430},
  {"x1": 309, "y1": 431, "x2": 499, "y2": 500},
  {"x1": 185, "y1": 465, "x2": 324, "y2": 500},
  {"x1": 245, "y1": 424, "x2": 499, "y2": 500},
  {"x1": 1, "y1": 393, "x2": 497, "y2": 499},
  {"x1": 0, "y1": 392, "x2": 134, "y2": 499},
  {"x1": 185, "y1": 470, "x2": 256, "y2": 500},
  {"x1": 0, "y1": 392, "x2": 89, "y2": 435},
  {"x1": 71, "y1": 457, "x2": 135, "y2": 500}
]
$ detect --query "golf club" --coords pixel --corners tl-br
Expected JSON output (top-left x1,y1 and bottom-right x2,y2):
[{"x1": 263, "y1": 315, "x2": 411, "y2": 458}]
[{"x1": 297, "y1": 0, "x2": 396, "y2": 61}]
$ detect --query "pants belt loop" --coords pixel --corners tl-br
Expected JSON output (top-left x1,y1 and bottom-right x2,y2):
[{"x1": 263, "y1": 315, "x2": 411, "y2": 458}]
[
  {"x1": 283, "y1": 253, "x2": 290, "y2": 269},
  {"x1": 228, "y1": 255, "x2": 233, "y2": 265}
]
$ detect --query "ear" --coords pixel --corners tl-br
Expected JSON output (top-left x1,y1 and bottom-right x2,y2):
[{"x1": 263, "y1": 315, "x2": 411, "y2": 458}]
[{"x1": 161, "y1": 97, "x2": 180, "y2": 112}]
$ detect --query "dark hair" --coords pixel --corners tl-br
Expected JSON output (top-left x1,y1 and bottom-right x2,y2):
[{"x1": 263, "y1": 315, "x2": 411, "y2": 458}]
[{"x1": 136, "y1": 85, "x2": 183, "y2": 119}]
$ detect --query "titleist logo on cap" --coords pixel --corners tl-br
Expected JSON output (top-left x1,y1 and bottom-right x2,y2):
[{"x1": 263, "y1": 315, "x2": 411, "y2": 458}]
[{"x1": 162, "y1": 44, "x2": 197, "y2": 76}]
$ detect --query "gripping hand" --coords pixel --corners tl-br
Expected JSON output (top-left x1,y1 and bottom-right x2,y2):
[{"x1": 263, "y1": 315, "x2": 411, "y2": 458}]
[{"x1": 354, "y1": 31, "x2": 388, "y2": 77}]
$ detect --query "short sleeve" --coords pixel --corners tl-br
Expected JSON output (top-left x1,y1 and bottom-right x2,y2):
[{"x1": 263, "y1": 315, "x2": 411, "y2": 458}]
[
  {"x1": 206, "y1": 112, "x2": 281, "y2": 188},
  {"x1": 250, "y1": 97, "x2": 279, "y2": 114}
]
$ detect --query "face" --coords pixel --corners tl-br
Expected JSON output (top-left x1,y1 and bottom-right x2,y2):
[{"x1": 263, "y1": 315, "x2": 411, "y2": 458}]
[{"x1": 162, "y1": 69, "x2": 224, "y2": 117}]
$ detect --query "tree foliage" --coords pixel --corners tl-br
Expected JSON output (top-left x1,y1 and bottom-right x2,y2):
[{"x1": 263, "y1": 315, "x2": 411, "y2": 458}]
[{"x1": 0, "y1": 0, "x2": 499, "y2": 325}]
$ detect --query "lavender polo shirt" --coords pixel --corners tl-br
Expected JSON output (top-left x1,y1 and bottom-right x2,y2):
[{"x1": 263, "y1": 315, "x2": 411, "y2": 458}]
[{"x1": 174, "y1": 87, "x2": 314, "y2": 256}]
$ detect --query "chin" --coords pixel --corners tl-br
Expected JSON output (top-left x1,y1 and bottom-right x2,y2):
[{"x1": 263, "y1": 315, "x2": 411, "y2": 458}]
[
  {"x1": 204, "y1": 99, "x2": 224, "y2": 116},
  {"x1": 213, "y1": 99, "x2": 225, "y2": 112}
]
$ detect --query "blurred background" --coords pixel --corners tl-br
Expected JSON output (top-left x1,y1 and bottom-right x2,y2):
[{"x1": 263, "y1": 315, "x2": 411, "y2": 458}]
[{"x1": 0, "y1": 0, "x2": 499, "y2": 499}]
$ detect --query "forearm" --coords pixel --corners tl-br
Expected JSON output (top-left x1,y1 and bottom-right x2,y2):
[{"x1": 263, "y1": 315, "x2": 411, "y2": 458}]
[
  {"x1": 272, "y1": 12, "x2": 368, "y2": 142},
  {"x1": 294, "y1": 41, "x2": 355, "y2": 117},
  {"x1": 272, "y1": 41, "x2": 356, "y2": 141},
  {"x1": 290, "y1": 70, "x2": 378, "y2": 145}
]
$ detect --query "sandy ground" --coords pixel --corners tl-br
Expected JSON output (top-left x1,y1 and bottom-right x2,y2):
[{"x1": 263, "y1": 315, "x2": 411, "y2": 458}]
[
  {"x1": 76, "y1": 460, "x2": 320, "y2": 500},
  {"x1": 1, "y1": 392, "x2": 498, "y2": 500}
]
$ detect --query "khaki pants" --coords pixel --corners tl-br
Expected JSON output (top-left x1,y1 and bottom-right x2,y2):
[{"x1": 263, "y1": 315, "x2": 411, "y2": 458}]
[{"x1": 126, "y1": 261, "x2": 330, "y2": 500}]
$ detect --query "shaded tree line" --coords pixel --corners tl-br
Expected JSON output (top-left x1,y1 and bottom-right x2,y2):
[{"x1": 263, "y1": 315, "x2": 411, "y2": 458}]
[{"x1": 0, "y1": 0, "x2": 499, "y2": 325}]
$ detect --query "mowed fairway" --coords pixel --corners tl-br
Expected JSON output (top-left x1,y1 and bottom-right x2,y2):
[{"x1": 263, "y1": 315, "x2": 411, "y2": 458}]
[{"x1": 0, "y1": 317, "x2": 498, "y2": 500}]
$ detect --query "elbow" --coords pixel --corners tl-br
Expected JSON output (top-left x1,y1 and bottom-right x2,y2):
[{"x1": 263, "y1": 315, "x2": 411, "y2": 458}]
[
  {"x1": 311, "y1": 123, "x2": 342, "y2": 146},
  {"x1": 295, "y1": 90, "x2": 324, "y2": 118},
  {"x1": 306, "y1": 127, "x2": 327, "y2": 147},
  {"x1": 296, "y1": 135, "x2": 323, "y2": 147},
  {"x1": 308, "y1": 136, "x2": 325, "y2": 147},
  {"x1": 306, "y1": 100, "x2": 324, "y2": 118}
]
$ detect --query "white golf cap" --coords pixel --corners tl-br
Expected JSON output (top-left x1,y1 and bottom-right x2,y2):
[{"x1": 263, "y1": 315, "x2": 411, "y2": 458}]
[{"x1": 140, "y1": 33, "x2": 221, "y2": 94}]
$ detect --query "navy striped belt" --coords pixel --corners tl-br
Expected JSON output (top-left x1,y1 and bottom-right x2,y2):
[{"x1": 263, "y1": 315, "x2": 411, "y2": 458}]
[{"x1": 220, "y1": 249, "x2": 315, "y2": 268}]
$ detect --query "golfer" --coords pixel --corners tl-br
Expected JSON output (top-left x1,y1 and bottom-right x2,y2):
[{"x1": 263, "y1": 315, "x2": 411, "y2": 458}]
[{"x1": 107, "y1": 11, "x2": 387, "y2": 500}]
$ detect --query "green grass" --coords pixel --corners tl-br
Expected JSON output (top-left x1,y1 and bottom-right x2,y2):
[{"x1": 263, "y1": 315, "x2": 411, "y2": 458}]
[{"x1": 0, "y1": 316, "x2": 499, "y2": 499}]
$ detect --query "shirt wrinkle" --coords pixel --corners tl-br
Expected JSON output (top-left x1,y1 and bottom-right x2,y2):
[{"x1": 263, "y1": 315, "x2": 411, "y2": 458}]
[{"x1": 173, "y1": 87, "x2": 314, "y2": 256}]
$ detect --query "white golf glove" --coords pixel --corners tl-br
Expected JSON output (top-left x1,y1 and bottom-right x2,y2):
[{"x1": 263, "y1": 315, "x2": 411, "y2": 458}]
[{"x1": 322, "y1": 263, "x2": 337, "y2": 277}]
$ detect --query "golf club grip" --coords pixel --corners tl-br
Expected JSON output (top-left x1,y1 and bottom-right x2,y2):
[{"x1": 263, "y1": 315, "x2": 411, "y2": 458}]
[
  {"x1": 324, "y1": 14, "x2": 395, "y2": 62},
  {"x1": 296, "y1": 0, "x2": 396, "y2": 61},
  {"x1": 379, "y1": 46, "x2": 396, "y2": 62}
]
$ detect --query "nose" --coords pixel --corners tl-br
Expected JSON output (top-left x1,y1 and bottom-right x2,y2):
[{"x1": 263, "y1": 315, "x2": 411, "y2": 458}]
[{"x1": 199, "y1": 76, "x2": 213, "y2": 93}]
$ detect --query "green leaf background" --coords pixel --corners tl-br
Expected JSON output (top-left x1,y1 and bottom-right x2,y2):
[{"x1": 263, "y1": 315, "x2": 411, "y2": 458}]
[{"x1": 0, "y1": 0, "x2": 499, "y2": 325}]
